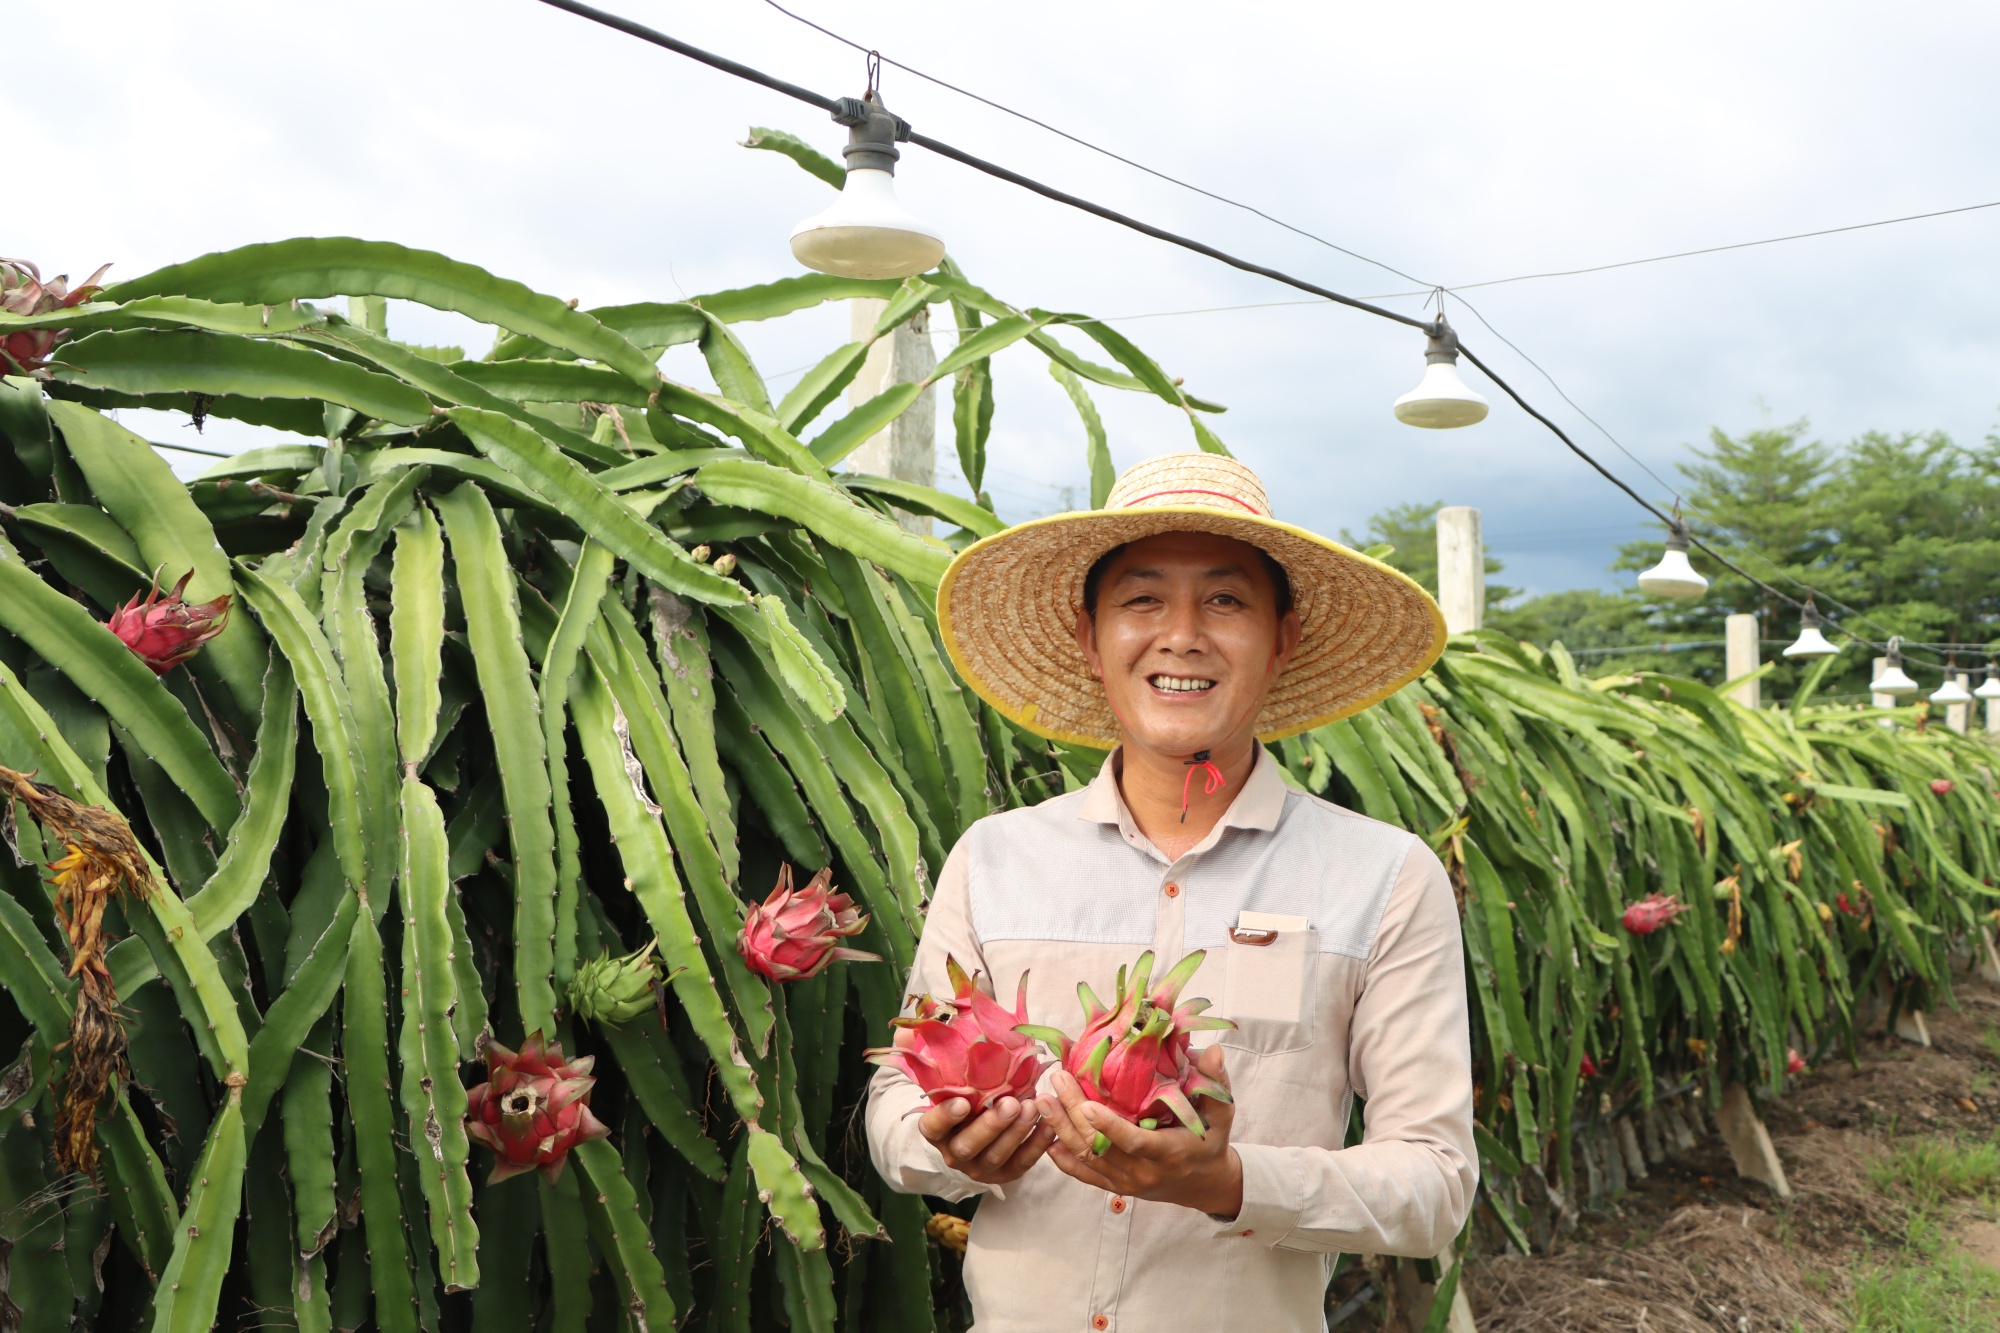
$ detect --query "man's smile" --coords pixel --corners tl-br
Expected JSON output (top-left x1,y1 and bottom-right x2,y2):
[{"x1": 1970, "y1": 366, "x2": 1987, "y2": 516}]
[{"x1": 1148, "y1": 673, "x2": 1217, "y2": 694}]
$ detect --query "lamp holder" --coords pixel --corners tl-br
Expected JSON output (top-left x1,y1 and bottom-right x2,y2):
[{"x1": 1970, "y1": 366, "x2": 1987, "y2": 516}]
[
  {"x1": 830, "y1": 95, "x2": 911, "y2": 174},
  {"x1": 1663, "y1": 518, "x2": 1692, "y2": 553},
  {"x1": 1422, "y1": 317, "x2": 1464, "y2": 366}
]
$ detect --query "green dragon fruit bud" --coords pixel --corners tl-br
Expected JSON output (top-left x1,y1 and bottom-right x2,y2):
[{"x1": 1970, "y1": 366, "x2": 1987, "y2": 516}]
[
  {"x1": 712, "y1": 552, "x2": 738, "y2": 577},
  {"x1": 568, "y1": 938, "x2": 676, "y2": 1026}
]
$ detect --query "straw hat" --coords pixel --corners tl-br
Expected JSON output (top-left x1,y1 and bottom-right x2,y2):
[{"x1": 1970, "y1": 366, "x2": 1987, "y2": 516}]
[{"x1": 937, "y1": 453, "x2": 1447, "y2": 749}]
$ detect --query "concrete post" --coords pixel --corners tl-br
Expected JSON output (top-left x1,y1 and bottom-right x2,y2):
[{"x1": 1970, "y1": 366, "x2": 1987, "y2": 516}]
[
  {"x1": 1948, "y1": 673, "x2": 1971, "y2": 734},
  {"x1": 1989, "y1": 688, "x2": 2000, "y2": 736},
  {"x1": 1724, "y1": 613, "x2": 1760, "y2": 709},
  {"x1": 844, "y1": 298, "x2": 936, "y2": 535},
  {"x1": 1715, "y1": 1083, "x2": 1792, "y2": 1198},
  {"x1": 1435, "y1": 506, "x2": 1483, "y2": 635}
]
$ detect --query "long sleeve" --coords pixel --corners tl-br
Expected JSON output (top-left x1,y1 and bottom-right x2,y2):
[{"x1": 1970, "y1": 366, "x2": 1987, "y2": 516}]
[
  {"x1": 1218, "y1": 842, "x2": 1478, "y2": 1257},
  {"x1": 864, "y1": 840, "x2": 997, "y2": 1202}
]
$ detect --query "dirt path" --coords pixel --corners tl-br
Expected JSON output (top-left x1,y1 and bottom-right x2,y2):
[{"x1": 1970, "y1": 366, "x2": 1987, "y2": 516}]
[{"x1": 1451, "y1": 975, "x2": 2000, "y2": 1332}]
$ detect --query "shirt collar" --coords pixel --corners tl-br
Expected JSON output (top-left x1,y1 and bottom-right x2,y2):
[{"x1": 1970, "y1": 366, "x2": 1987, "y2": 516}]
[{"x1": 1077, "y1": 743, "x2": 1288, "y2": 835}]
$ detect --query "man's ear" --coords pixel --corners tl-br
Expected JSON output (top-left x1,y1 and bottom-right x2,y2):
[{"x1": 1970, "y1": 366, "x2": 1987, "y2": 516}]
[
  {"x1": 1074, "y1": 607, "x2": 1102, "y2": 679},
  {"x1": 1269, "y1": 608, "x2": 1303, "y2": 679}
]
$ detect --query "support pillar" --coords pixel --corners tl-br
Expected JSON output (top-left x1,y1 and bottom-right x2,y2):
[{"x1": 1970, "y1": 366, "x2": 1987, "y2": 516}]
[
  {"x1": 1724, "y1": 613, "x2": 1760, "y2": 709},
  {"x1": 1715, "y1": 1083, "x2": 1791, "y2": 1198},
  {"x1": 1435, "y1": 506, "x2": 1483, "y2": 635},
  {"x1": 845, "y1": 298, "x2": 936, "y2": 535},
  {"x1": 1948, "y1": 673, "x2": 1971, "y2": 734}
]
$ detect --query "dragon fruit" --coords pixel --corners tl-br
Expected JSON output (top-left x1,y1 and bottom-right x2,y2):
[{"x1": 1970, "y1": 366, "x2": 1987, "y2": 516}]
[
  {"x1": 1018, "y1": 950, "x2": 1235, "y2": 1154},
  {"x1": 1, "y1": 257, "x2": 111, "y2": 379},
  {"x1": 464, "y1": 1030, "x2": 611, "y2": 1184},
  {"x1": 106, "y1": 570, "x2": 231, "y2": 674},
  {"x1": 865, "y1": 956, "x2": 1050, "y2": 1116},
  {"x1": 737, "y1": 864, "x2": 880, "y2": 982},
  {"x1": 1621, "y1": 893, "x2": 1688, "y2": 936}
]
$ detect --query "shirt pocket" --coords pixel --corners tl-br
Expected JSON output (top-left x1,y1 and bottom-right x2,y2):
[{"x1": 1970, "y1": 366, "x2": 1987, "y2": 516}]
[{"x1": 1219, "y1": 928, "x2": 1318, "y2": 1056}]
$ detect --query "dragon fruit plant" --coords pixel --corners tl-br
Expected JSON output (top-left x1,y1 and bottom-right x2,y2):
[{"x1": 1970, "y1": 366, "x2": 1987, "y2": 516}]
[
  {"x1": 104, "y1": 569, "x2": 231, "y2": 674},
  {"x1": 1018, "y1": 950, "x2": 1235, "y2": 1154},
  {"x1": 866, "y1": 956, "x2": 1051, "y2": 1116},
  {"x1": 738, "y1": 864, "x2": 881, "y2": 981},
  {"x1": 0, "y1": 256, "x2": 111, "y2": 378}
]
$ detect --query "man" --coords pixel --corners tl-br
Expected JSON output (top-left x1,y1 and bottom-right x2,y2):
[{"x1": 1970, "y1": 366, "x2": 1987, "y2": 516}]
[{"x1": 868, "y1": 453, "x2": 1476, "y2": 1331}]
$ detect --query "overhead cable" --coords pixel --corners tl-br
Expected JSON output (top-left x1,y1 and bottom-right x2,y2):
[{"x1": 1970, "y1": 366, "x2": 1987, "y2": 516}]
[{"x1": 532, "y1": 0, "x2": 1959, "y2": 666}]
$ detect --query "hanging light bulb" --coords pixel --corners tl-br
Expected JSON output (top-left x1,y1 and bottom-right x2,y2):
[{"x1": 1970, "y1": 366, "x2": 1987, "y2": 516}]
[
  {"x1": 789, "y1": 94, "x2": 946, "y2": 280},
  {"x1": 1869, "y1": 637, "x2": 1919, "y2": 696},
  {"x1": 1393, "y1": 317, "x2": 1489, "y2": 428},
  {"x1": 1636, "y1": 519, "x2": 1708, "y2": 598},
  {"x1": 1930, "y1": 655, "x2": 1974, "y2": 705},
  {"x1": 1976, "y1": 660, "x2": 2000, "y2": 700},
  {"x1": 1781, "y1": 601, "x2": 1840, "y2": 658}
]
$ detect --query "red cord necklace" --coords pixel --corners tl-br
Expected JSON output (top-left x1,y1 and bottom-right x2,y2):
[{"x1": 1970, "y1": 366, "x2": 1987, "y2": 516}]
[{"x1": 1180, "y1": 749, "x2": 1226, "y2": 823}]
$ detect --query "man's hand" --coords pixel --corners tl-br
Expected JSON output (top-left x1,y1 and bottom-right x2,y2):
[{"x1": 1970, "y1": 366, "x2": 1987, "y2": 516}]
[
  {"x1": 1037, "y1": 1045, "x2": 1244, "y2": 1218},
  {"x1": 918, "y1": 1096, "x2": 1055, "y2": 1187}
]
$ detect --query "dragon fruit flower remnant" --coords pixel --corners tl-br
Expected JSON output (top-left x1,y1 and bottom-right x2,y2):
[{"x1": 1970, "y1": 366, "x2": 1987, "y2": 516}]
[
  {"x1": 1621, "y1": 893, "x2": 1689, "y2": 936},
  {"x1": 738, "y1": 864, "x2": 880, "y2": 982},
  {"x1": 107, "y1": 570, "x2": 231, "y2": 674},
  {"x1": 1, "y1": 257, "x2": 111, "y2": 378},
  {"x1": 464, "y1": 1030, "x2": 611, "y2": 1184},
  {"x1": 1018, "y1": 950, "x2": 1236, "y2": 1154},
  {"x1": 865, "y1": 956, "x2": 1052, "y2": 1117}
]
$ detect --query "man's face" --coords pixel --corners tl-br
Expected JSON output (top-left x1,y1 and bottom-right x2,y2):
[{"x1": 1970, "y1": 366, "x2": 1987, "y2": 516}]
[{"x1": 1075, "y1": 531, "x2": 1303, "y2": 757}]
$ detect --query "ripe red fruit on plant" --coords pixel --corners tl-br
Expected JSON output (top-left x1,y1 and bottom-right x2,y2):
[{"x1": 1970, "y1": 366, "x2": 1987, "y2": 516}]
[
  {"x1": 865, "y1": 956, "x2": 1051, "y2": 1116},
  {"x1": 106, "y1": 570, "x2": 231, "y2": 674},
  {"x1": 1578, "y1": 1053, "x2": 1599, "y2": 1078},
  {"x1": 1787, "y1": 1048, "x2": 1806, "y2": 1075},
  {"x1": 1, "y1": 257, "x2": 111, "y2": 379},
  {"x1": 1018, "y1": 951, "x2": 1236, "y2": 1152},
  {"x1": 1836, "y1": 892, "x2": 1862, "y2": 918},
  {"x1": 464, "y1": 1031, "x2": 611, "y2": 1184},
  {"x1": 1931, "y1": 779, "x2": 1955, "y2": 796},
  {"x1": 1621, "y1": 893, "x2": 1688, "y2": 936},
  {"x1": 737, "y1": 864, "x2": 881, "y2": 982}
]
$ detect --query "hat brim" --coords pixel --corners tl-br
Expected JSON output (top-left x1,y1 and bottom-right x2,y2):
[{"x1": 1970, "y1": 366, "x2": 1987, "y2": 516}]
[{"x1": 937, "y1": 505, "x2": 1448, "y2": 749}]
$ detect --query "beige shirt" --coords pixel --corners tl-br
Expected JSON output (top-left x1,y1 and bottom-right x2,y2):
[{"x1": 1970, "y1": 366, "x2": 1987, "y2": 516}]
[{"x1": 866, "y1": 745, "x2": 1477, "y2": 1333}]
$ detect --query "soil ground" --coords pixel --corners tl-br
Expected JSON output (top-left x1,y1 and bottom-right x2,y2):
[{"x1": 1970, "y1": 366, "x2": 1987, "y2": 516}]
[{"x1": 1342, "y1": 971, "x2": 2000, "y2": 1331}]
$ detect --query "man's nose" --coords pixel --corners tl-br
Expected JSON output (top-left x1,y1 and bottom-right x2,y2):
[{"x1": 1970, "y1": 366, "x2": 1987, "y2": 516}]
[{"x1": 1156, "y1": 598, "x2": 1205, "y2": 652}]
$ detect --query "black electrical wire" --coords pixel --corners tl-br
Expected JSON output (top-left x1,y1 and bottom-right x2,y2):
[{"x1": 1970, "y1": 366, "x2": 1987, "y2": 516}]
[
  {"x1": 533, "y1": 0, "x2": 1961, "y2": 669},
  {"x1": 533, "y1": 0, "x2": 1427, "y2": 332},
  {"x1": 757, "y1": 0, "x2": 1433, "y2": 290}
]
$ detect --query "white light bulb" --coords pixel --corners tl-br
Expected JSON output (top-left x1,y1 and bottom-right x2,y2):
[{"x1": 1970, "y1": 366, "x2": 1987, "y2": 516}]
[
  {"x1": 1393, "y1": 361, "x2": 1489, "y2": 429},
  {"x1": 1931, "y1": 676, "x2": 1974, "y2": 705},
  {"x1": 790, "y1": 169, "x2": 945, "y2": 280},
  {"x1": 1870, "y1": 661, "x2": 1919, "y2": 695},
  {"x1": 1976, "y1": 667, "x2": 2000, "y2": 700},
  {"x1": 1636, "y1": 522, "x2": 1707, "y2": 599},
  {"x1": 1783, "y1": 605, "x2": 1839, "y2": 658}
]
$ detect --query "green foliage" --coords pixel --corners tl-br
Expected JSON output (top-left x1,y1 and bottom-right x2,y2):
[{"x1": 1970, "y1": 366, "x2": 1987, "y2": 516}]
[
  {"x1": 0, "y1": 212, "x2": 1995, "y2": 1329},
  {"x1": 0, "y1": 233, "x2": 1222, "y2": 1332}
]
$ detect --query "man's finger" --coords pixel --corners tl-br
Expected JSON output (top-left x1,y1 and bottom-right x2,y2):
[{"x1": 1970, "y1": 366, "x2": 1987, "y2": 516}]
[
  {"x1": 977, "y1": 1100, "x2": 1040, "y2": 1169},
  {"x1": 1045, "y1": 1137, "x2": 1117, "y2": 1191},
  {"x1": 1036, "y1": 1092, "x2": 1098, "y2": 1159},
  {"x1": 1077, "y1": 1103, "x2": 1151, "y2": 1157},
  {"x1": 996, "y1": 1120, "x2": 1057, "y2": 1177},
  {"x1": 917, "y1": 1098, "x2": 972, "y2": 1147},
  {"x1": 930, "y1": 1100, "x2": 1019, "y2": 1164}
]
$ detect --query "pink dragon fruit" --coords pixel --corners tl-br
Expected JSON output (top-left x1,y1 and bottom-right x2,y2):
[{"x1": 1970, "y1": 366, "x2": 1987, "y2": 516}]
[
  {"x1": 865, "y1": 956, "x2": 1050, "y2": 1116},
  {"x1": 737, "y1": 864, "x2": 880, "y2": 982},
  {"x1": 1621, "y1": 893, "x2": 1688, "y2": 936},
  {"x1": 464, "y1": 1030, "x2": 611, "y2": 1184},
  {"x1": 1, "y1": 257, "x2": 111, "y2": 379},
  {"x1": 1018, "y1": 950, "x2": 1236, "y2": 1153},
  {"x1": 106, "y1": 570, "x2": 231, "y2": 674}
]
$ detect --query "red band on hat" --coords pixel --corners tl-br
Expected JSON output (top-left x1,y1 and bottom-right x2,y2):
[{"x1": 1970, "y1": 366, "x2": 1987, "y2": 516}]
[{"x1": 1119, "y1": 488, "x2": 1263, "y2": 514}]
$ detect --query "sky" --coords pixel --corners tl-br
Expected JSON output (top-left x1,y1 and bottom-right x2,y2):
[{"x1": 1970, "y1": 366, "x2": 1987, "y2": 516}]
[{"x1": 11, "y1": 0, "x2": 2000, "y2": 601}]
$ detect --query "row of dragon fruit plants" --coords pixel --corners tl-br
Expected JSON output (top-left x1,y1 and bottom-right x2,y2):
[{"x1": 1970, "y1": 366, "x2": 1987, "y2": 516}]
[{"x1": 1, "y1": 224, "x2": 1996, "y2": 1331}]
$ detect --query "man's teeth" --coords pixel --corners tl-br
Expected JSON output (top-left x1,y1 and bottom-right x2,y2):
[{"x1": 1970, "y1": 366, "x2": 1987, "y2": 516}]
[{"x1": 1150, "y1": 675, "x2": 1215, "y2": 693}]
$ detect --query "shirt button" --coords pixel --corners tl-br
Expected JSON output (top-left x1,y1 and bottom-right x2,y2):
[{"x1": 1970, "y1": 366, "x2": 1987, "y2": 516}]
[
  {"x1": 1093, "y1": 1317, "x2": 1109, "y2": 1331},
  {"x1": 1109, "y1": 1196, "x2": 1127, "y2": 1213},
  {"x1": 1164, "y1": 883, "x2": 1181, "y2": 898}
]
